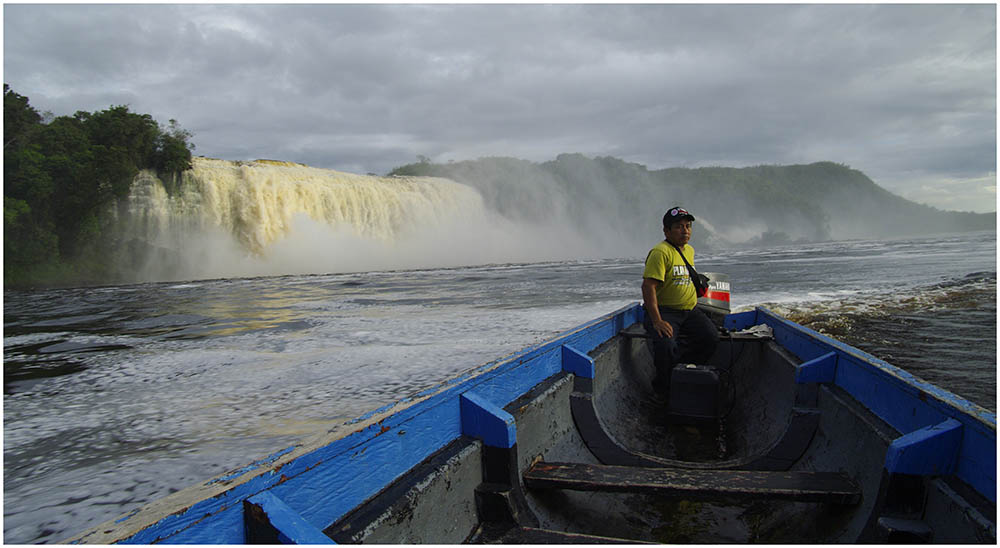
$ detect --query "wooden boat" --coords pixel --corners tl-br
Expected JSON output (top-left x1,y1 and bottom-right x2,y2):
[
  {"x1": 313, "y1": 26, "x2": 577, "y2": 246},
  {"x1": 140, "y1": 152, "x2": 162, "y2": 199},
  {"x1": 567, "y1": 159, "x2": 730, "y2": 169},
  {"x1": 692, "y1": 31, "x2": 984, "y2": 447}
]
[{"x1": 65, "y1": 275, "x2": 995, "y2": 544}]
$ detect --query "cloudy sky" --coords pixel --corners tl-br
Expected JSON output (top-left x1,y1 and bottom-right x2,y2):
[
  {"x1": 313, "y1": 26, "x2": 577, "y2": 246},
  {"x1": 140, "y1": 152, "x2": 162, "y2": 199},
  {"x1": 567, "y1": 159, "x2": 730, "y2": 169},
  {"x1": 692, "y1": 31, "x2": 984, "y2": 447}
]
[{"x1": 3, "y1": 4, "x2": 996, "y2": 212}]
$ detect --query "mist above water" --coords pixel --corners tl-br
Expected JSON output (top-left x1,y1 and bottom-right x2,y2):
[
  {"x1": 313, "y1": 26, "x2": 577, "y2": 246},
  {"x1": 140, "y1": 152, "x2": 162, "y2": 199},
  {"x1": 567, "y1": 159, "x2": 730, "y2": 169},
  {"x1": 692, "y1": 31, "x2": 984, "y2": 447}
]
[
  {"x1": 113, "y1": 156, "x2": 994, "y2": 284},
  {"x1": 116, "y1": 158, "x2": 612, "y2": 283}
]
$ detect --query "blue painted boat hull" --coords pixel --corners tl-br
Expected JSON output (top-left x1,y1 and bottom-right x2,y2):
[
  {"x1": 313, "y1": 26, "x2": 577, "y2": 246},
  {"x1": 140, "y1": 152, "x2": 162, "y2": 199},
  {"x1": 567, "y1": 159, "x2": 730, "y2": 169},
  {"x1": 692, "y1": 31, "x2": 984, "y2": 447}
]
[{"x1": 65, "y1": 303, "x2": 996, "y2": 544}]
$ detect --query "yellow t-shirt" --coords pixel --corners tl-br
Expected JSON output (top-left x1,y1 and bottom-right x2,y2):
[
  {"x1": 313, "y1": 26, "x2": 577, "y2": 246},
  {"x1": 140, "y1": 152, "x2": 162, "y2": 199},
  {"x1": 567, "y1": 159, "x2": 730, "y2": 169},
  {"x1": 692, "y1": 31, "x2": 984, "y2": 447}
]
[{"x1": 643, "y1": 240, "x2": 697, "y2": 310}]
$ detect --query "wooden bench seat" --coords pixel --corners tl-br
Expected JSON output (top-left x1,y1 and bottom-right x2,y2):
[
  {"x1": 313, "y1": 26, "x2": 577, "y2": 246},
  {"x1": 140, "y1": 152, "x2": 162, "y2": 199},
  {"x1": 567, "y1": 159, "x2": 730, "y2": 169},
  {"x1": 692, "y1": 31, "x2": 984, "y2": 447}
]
[
  {"x1": 489, "y1": 526, "x2": 653, "y2": 544},
  {"x1": 524, "y1": 461, "x2": 861, "y2": 505}
]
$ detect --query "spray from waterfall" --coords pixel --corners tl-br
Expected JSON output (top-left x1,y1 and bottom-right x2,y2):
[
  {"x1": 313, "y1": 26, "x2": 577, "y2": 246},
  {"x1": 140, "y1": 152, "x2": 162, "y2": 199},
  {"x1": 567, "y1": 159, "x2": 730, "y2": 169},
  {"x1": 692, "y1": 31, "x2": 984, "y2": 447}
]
[{"x1": 116, "y1": 158, "x2": 606, "y2": 282}]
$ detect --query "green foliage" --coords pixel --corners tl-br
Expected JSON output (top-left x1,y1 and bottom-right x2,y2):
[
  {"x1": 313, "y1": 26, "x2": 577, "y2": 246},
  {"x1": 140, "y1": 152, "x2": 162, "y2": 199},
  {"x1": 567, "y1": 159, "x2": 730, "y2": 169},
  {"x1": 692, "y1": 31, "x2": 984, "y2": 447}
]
[
  {"x1": 388, "y1": 158, "x2": 439, "y2": 177},
  {"x1": 3, "y1": 85, "x2": 195, "y2": 287},
  {"x1": 4, "y1": 84, "x2": 41, "y2": 148},
  {"x1": 4, "y1": 196, "x2": 59, "y2": 273}
]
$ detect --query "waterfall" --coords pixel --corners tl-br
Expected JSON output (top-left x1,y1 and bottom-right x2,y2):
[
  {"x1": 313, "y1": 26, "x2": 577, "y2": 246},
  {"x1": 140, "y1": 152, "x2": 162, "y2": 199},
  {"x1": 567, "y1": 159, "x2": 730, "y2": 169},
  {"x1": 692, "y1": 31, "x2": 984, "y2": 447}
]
[
  {"x1": 134, "y1": 158, "x2": 487, "y2": 253},
  {"x1": 117, "y1": 158, "x2": 603, "y2": 282}
]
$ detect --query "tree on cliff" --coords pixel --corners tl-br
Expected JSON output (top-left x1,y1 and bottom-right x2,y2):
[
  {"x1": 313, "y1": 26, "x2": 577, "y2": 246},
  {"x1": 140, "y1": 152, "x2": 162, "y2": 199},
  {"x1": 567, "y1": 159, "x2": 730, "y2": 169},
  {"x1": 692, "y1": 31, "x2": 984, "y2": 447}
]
[{"x1": 3, "y1": 84, "x2": 195, "y2": 286}]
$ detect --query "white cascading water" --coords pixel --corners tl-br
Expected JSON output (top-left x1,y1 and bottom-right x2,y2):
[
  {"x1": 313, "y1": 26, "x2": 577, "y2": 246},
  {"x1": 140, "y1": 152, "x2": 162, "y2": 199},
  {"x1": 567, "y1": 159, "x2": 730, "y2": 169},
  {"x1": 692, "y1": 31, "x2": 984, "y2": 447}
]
[{"x1": 119, "y1": 158, "x2": 600, "y2": 282}]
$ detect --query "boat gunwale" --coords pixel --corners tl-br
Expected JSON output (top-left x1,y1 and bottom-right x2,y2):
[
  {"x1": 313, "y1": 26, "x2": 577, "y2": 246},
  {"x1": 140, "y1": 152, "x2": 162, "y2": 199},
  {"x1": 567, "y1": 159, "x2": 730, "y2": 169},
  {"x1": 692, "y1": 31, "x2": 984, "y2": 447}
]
[
  {"x1": 748, "y1": 307, "x2": 994, "y2": 427},
  {"x1": 733, "y1": 306, "x2": 996, "y2": 504},
  {"x1": 64, "y1": 302, "x2": 642, "y2": 544}
]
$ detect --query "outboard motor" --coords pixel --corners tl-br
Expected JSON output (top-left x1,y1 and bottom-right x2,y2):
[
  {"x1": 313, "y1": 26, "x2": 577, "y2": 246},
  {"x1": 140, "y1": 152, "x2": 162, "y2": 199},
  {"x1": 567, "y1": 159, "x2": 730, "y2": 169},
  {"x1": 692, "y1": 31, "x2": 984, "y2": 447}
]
[{"x1": 696, "y1": 272, "x2": 731, "y2": 327}]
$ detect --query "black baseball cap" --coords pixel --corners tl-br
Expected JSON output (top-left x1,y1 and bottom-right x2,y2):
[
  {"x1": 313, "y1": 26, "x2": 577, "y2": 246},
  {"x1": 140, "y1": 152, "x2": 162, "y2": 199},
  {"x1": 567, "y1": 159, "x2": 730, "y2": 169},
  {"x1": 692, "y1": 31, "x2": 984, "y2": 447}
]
[{"x1": 663, "y1": 206, "x2": 695, "y2": 227}]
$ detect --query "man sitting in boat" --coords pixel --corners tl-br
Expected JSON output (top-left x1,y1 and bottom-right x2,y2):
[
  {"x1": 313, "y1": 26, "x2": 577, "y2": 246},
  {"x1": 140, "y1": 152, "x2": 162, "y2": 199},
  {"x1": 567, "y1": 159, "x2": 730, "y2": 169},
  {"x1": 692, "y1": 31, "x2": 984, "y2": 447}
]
[{"x1": 641, "y1": 206, "x2": 719, "y2": 397}]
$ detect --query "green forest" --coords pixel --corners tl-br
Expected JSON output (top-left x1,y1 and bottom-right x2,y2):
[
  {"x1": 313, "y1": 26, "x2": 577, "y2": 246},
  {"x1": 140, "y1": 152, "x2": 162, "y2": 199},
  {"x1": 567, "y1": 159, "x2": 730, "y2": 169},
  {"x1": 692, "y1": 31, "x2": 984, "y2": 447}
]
[{"x1": 4, "y1": 85, "x2": 194, "y2": 287}]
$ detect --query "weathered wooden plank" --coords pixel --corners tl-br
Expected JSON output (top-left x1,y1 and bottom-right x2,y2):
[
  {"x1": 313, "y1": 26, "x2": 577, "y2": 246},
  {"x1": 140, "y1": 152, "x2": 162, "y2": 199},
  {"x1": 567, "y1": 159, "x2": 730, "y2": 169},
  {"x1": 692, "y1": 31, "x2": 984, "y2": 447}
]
[
  {"x1": 524, "y1": 462, "x2": 861, "y2": 504},
  {"x1": 795, "y1": 351, "x2": 838, "y2": 384},
  {"x1": 562, "y1": 344, "x2": 596, "y2": 378},
  {"x1": 619, "y1": 324, "x2": 654, "y2": 339},
  {"x1": 243, "y1": 492, "x2": 334, "y2": 544},
  {"x1": 621, "y1": 322, "x2": 772, "y2": 343},
  {"x1": 497, "y1": 526, "x2": 653, "y2": 544},
  {"x1": 885, "y1": 418, "x2": 963, "y2": 476},
  {"x1": 461, "y1": 391, "x2": 517, "y2": 449}
]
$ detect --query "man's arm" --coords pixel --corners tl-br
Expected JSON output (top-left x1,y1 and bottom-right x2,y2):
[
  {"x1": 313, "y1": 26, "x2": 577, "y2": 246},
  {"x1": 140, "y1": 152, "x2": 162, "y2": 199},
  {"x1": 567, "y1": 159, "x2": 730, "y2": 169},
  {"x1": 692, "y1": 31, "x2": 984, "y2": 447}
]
[{"x1": 641, "y1": 277, "x2": 674, "y2": 338}]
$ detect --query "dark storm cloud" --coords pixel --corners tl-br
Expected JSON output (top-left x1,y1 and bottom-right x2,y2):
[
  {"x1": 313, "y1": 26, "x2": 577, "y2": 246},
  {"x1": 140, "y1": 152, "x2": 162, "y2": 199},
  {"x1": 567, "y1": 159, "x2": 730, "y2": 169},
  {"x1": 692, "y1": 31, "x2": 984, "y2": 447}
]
[{"x1": 3, "y1": 4, "x2": 995, "y2": 211}]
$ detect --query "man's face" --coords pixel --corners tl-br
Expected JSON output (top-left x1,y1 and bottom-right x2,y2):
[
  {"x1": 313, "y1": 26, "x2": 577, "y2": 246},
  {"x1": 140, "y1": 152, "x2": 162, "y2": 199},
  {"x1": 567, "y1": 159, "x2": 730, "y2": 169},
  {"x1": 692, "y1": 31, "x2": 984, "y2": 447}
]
[{"x1": 664, "y1": 220, "x2": 693, "y2": 246}]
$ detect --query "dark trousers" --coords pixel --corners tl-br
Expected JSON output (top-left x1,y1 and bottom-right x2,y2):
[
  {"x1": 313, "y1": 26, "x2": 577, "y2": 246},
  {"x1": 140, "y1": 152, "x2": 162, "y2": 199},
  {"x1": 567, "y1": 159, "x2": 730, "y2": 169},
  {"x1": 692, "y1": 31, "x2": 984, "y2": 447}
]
[{"x1": 643, "y1": 306, "x2": 719, "y2": 394}]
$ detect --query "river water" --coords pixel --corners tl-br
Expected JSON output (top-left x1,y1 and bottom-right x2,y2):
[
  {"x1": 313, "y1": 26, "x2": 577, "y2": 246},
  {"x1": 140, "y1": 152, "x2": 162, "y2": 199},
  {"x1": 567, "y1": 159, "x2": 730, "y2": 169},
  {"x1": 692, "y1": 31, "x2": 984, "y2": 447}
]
[{"x1": 3, "y1": 230, "x2": 996, "y2": 543}]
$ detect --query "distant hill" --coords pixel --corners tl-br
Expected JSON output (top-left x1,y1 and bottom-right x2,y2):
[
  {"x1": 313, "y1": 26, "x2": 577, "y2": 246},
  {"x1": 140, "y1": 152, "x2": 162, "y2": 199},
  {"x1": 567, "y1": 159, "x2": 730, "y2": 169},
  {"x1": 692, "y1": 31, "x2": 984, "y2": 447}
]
[{"x1": 390, "y1": 154, "x2": 995, "y2": 250}]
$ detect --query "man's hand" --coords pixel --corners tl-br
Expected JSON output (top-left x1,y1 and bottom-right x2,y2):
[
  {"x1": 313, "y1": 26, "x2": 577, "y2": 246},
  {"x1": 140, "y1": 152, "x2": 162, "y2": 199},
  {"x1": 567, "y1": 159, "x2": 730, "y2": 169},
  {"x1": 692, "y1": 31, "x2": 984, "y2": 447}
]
[
  {"x1": 642, "y1": 277, "x2": 675, "y2": 339},
  {"x1": 650, "y1": 318, "x2": 674, "y2": 338}
]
